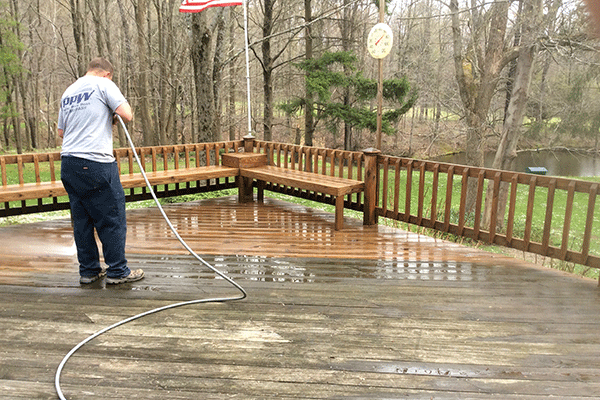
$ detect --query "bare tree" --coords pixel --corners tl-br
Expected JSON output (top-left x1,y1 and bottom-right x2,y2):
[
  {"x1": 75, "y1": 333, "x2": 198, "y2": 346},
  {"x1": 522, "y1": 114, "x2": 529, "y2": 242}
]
[
  {"x1": 304, "y1": 0, "x2": 314, "y2": 146},
  {"x1": 483, "y1": 0, "x2": 543, "y2": 230},
  {"x1": 190, "y1": 10, "x2": 226, "y2": 142},
  {"x1": 134, "y1": 0, "x2": 156, "y2": 145},
  {"x1": 449, "y1": 0, "x2": 518, "y2": 211}
]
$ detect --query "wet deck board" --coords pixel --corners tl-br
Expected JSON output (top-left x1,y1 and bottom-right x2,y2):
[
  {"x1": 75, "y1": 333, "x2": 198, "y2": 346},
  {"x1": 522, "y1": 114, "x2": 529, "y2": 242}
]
[{"x1": 1, "y1": 196, "x2": 599, "y2": 399}]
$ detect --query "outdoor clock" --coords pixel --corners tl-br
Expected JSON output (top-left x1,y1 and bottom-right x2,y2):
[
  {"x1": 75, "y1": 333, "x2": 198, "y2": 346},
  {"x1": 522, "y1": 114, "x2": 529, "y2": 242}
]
[{"x1": 367, "y1": 22, "x2": 393, "y2": 59}]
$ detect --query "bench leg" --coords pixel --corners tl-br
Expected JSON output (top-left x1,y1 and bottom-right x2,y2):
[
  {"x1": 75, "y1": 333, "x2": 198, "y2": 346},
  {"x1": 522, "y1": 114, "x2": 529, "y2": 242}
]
[
  {"x1": 257, "y1": 180, "x2": 265, "y2": 203},
  {"x1": 237, "y1": 176, "x2": 254, "y2": 203},
  {"x1": 335, "y1": 195, "x2": 344, "y2": 231}
]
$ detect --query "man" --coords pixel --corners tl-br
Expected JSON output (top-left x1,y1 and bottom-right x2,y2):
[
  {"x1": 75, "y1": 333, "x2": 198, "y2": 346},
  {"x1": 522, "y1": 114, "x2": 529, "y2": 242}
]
[{"x1": 58, "y1": 57, "x2": 144, "y2": 285}]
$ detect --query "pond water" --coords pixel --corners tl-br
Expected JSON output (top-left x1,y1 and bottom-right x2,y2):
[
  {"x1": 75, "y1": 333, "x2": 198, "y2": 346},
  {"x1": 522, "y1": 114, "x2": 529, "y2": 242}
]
[{"x1": 433, "y1": 149, "x2": 600, "y2": 177}]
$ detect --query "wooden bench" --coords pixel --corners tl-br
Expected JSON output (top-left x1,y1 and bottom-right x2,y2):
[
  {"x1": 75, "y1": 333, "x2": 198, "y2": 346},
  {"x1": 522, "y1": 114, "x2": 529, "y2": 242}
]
[
  {"x1": 0, "y1": 166, "x2": 239, "y2": 203},
  {"x1": 0, "y1": 142, "x2": 243, "y2": 217},
  {"x1": 242, "y1": 165, "x2": 364, "y2": 230},
  {"x1": 222, "y1": 152, "x2": 365, "y2": 230}
]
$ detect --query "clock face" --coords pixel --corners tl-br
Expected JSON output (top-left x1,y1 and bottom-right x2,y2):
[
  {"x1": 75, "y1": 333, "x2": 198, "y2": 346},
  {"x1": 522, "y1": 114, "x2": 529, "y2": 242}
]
[{"x1": 367, "y1": 23, "x2": 393, "y2": 59}]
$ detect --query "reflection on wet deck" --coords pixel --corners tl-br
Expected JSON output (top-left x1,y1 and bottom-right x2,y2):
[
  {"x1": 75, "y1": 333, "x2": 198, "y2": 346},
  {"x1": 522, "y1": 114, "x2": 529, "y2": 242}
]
[
  {"x1": 2, "y1": 195, "x2": 600, "y2": 399},
  {"x1": 135, "y1": 254, "x2": 485, "y2": 284}
]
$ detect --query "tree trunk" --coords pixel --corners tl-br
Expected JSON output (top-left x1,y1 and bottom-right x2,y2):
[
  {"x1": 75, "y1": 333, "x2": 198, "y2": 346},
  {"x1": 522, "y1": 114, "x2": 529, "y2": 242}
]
[
  {"x1": 134, "y1": 0, "x2": 155, "y2": 145},
  {"x1": 116, "y1": 0, "x2": 132, "y2": 147},
  {"x1": 213, "y1": 9, "x2": 226, "y2": 142},
  {"x1": 341, "y1": 0, "x2": 353, "y2": 150},
  {"x1": 90, "y1": 0, "x2": 104, "y2": 56},
  {"x1": 69, "y1": 0, "x2": 88, "y2": 76},
  {"x1": 191, "y1": 12, "x2": 216, "y2": 143},
  {"x1": 261, "y1": 0, "x2": 275, "y2": 141},
  {"x1": 483, "y1": 0, "x2": 541, "y2": 231},
  {"x1": 227, "y1": 9, "x2": 237, "y2": 141},
  {"x1": 4, "y1": 73, "x2": 22, "y2": 153},
  {"x1": 304, "y1": 0, "x2": 314, "y2": 148},
  {"x1": 10, "y1": 0, "x2": 36, "y2": 150},
  {"x1": 450, "y1": 0, "x2": 515, "y2": 212},
  {"x1": 154, "y1": 0, "x2": 168, "y2": 144}
]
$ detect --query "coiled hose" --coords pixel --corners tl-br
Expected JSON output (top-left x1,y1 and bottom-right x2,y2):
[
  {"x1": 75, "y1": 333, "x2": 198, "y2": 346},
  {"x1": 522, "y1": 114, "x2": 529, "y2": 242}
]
[{"x1": 55, "y1": 115, "x2": 247, "y2": 400}]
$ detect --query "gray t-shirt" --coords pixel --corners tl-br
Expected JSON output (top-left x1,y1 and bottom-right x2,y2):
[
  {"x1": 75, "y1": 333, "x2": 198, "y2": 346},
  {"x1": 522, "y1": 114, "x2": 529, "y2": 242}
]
[{"x1": 58, "y1": 75, "x2": 127, "y2": 163}]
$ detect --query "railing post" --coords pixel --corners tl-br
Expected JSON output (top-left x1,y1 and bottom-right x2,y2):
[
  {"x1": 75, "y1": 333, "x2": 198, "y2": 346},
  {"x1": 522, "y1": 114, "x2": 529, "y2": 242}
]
[
  {"x1": 239, "y1": 135, "x2": 256, "y2": 202},
  {"x1": 363, "y1": 148, "x2": 380, "y2": 226},
  {"x1": 243, "y1": 135, "x2": 255, "y2": 153}
]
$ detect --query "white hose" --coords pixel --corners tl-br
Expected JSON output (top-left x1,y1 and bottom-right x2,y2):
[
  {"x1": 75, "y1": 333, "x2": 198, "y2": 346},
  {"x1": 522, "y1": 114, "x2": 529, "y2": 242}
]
[{"x1": 55, "y1": 116, "x2": 247, "y2": 400}]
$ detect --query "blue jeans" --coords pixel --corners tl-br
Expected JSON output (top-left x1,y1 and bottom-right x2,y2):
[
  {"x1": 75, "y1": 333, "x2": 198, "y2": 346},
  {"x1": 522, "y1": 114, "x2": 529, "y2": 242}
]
[{"x1": 61, "y1": 156, "x2": 130, "y2": 280}]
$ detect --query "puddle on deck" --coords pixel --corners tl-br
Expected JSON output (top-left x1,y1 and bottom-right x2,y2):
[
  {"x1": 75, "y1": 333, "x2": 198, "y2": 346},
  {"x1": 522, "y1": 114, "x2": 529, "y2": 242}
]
[
  {"x1": 0, "y1": 222, "x2": 76, "y2": 258},
  {"x1": 126, "y1": 254, "x2": 494, "y2": 286}
]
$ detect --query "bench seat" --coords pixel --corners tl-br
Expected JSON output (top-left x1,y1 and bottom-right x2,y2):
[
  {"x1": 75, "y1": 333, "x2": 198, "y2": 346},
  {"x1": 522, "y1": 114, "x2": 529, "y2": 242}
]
[
  {"x1": 0, "y1": 181, "x2": 67, "y2": 203},
  {"x1": 0, "y1": 165, "x2": 240, "y2": 203},
  {"x1": 240, "y1": 165, "x2": 364, "y2": 230}
]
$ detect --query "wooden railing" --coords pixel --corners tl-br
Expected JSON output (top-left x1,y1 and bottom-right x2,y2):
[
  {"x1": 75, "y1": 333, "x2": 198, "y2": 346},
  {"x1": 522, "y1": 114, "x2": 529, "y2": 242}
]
[{"x1": 374, "y1": 155, "x2": 600, "y2": 270}]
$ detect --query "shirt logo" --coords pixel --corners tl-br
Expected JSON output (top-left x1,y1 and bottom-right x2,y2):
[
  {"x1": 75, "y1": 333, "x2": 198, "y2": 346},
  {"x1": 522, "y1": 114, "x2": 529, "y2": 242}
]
[{"x1": 62, "y1": 90, "x2": 95, "y2": 108}]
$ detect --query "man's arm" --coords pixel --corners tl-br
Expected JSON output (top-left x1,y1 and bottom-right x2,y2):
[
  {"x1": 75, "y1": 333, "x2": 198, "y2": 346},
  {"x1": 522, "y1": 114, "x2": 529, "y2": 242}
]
[
  {"x1": 58, "y1": 129, "x2": 63, "y2": 139},
  {"x1": 114, "y1": 102, "x2": 133, "y2": 124}
]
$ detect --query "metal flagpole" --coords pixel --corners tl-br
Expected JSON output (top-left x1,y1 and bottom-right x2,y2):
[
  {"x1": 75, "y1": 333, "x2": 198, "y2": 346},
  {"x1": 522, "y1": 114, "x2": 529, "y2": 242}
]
[{"x1": 242, "y1": 0, "x2": 253, "y2": 137}]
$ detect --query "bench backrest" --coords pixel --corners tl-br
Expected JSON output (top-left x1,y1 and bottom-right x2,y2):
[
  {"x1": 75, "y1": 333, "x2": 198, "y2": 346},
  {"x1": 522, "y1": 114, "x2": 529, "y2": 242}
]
[{"x1": 252, "y1": 140, "x2": 367, "y2": 213}]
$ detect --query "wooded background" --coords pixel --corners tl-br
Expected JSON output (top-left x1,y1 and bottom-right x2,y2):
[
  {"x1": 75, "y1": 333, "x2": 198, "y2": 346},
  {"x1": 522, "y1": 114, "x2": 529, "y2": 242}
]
[{"x1": 0, "y1": 0, "x2": 598, "y2": 163}]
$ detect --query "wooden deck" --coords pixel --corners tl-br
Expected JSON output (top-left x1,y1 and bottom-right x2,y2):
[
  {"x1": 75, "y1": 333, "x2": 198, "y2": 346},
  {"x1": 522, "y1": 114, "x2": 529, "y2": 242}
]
[{"x1": 1, "y1": 196, "x2": 599, "y2": 399}]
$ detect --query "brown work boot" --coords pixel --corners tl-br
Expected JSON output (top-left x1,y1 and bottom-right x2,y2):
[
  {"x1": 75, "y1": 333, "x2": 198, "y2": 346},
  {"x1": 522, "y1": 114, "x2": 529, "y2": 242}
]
[{"x1": 106, "y1": 269, "x2": 145, "y2": 285}]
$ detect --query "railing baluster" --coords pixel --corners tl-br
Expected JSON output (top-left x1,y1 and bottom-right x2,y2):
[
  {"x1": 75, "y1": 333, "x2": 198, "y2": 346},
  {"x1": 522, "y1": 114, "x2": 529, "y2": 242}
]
[
  {"x1": 473, "y1": 170, "x2": 486, "y2": 240},
  {"x1": 404, "y1": 160, "x2": 413, "y2": 223},
  {"x1": 17, "y1": 156, "x2": 24, "y2": 185},
  {"x1": 505, "y1": 174, "x2": 518, "y2": 246},
  {"x1": 417, "y1": 162, "x2": 426, "y2": 225},
  {"x1": 524, "y1": 176, "x2": 537, "y2": 251},
  {"x1": 393, "y1": 158, "x2": 401, "y2": 219},
  {"x1": 458, "y1": 168, "x2": 469, "y2": 235},
  {"x1": 1, "y1": 157, "x2": 7, "y2": 187},
  {"x1": 382, "y1": 157, "x2": 390, "y2": 217},
  {"x1": 163, "y1": 147, "x2": 169, "y2": 171},
  {"x1": 185, "y1": 145, "x2": 191, "y2": 168},
  {"x1": 582, "y1": 184, "x2": 597, "y2": 268},
  {"x1": 542, "y1": 179, "x2": 557, "y2": 254},
  {"x1": 49, "y1": 153, "x2": 56, "y2": 183},
  {"x1": 196, "y1": 144, "x2": 203, "y2": 168},
  {"x1": 430, "y1": 163, "x2": 440, "y2": 228},
  {"x1": 444, "y1": 165, "x2": 454, "y2": 233},
  {"x1": 489, "y1": 172, "x2": 502, "y2": 244},
  {"x1": 560, "y1": 181, "x2": 576, "y2": 260}
]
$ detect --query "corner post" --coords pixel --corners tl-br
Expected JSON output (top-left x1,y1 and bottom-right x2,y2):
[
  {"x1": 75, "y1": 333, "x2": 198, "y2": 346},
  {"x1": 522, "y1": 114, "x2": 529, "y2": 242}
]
[
  {"x1": 239, "y1": 135, "x2": 256, "y2": 202},
  {"x1": 363, "y1": 148, "x2": 380, "y2": 226},
  {"x1": 243, "y1": 135, "x2": 255, "y2": 153}
]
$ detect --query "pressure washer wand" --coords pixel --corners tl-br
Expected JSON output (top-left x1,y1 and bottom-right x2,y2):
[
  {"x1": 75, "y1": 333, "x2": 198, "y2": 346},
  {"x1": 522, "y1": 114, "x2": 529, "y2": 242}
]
[{"x1": 55, "y1": 115, "x2": 247, "y2": 400}]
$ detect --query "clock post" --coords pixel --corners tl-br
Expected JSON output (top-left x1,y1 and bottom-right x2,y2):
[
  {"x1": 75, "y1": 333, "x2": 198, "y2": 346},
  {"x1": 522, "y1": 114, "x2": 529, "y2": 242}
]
[
  {"x1": 376, "y1": 0, "x2": 384, "y2": 150},
  {"x1": 367, "y1": 6, "x2": 392, "y2": 150}
]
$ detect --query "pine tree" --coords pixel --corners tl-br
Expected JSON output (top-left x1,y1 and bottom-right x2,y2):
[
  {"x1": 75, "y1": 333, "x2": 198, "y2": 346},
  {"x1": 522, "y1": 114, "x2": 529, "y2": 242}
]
[{"x1": 280, "y1": 51, "x2": 417, "y2": 149}]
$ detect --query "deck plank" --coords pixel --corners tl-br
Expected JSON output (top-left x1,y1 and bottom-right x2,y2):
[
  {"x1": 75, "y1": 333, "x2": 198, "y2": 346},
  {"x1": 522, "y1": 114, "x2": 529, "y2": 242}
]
[{"x1": 1, "y1": 196, "x2": 599, "y2": 399}]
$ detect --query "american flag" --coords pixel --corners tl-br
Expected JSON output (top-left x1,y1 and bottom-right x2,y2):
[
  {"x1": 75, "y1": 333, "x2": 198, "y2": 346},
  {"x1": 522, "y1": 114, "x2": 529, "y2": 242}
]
[{"x1": 179, "y1": 0, "x2": 242, "y2": 12}]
